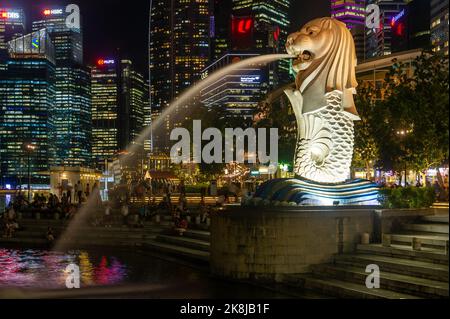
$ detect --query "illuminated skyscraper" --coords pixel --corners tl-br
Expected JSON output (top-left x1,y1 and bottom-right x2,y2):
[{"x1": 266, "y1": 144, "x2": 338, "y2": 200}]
[
  {"x1": 91, "y1": 59, "x2": 146, "y2": 168},
  {"x1": 32, "y1": 7, "x2": 82, "y2": 65},
  {"x1": 331, "y1": 0, "x2": 366, "y2": 28},
  {"x1": 0, "y1": 8, "x2": 25, "y2": 61},
  {"x1": 91, "y1": 59, "x2": 120, "y2": 166},
  {"x1": 200, "y1": 53, "x2": 268, "y2": 123},
  {"x1": 32, "y1": 7, "x2": 91, "y2": 167},
  {"x1": 0, "y1": 30, "x2": 56, "y2": 188},
  {"x1": 231, "y1": 0, "x2": 291, "y2": 85},
  {"x1": 366, "y1": 0, "x2": 407, "y2": 59},
  {"x1": 149, "y1": 0, "x2": 211, "y2": 152},
  {"x1": 431, "y1": 0, "x2": 449, "y2": 55},
  {"x1": 331, "y1": 0, "x2": 366, "y2": 62},
  {"x1": 119, "y1": 60, "x2": 146, "y2": 151}
]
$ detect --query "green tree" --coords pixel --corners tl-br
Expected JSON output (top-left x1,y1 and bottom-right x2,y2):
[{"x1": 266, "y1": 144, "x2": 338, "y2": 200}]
[
  {"x1": 374, "y1": 52, "x2": 449, "y2": 183},
  {"x1": 353, "y1": 84, "x2": 380, "y2": 179}
]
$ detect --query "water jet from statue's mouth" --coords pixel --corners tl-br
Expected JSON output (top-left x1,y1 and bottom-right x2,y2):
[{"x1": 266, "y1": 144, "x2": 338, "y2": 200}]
[{"x1": 292, "y1": 50, "x2": 313, "y2": 70}]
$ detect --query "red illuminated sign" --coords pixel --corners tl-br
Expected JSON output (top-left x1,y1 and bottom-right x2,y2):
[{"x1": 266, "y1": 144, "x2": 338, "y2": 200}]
[
  {"x1": 231, "y1": 16, "x2": 254, "y2": 50},
  {"x1": 273, "y1": 27, "x2": 280, "y2": 42},
  {"x1": 232, "y1": 17, "x2": 253, "y2": 35}
]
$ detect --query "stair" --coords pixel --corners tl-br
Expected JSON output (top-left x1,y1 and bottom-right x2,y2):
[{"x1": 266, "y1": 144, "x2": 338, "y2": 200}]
[
  {"x1": 285, "y1": 211, "x2": 449, "y2": 299},
  {"x1": 0, "y1": 218, "x2": 170, "y2": 247},
  {"x1": 143, "y1": 229, "x2": 211, "y2": 264},
  {"x1": 285, "y1": 274, "x2": 420, "y2": 299},
  {"x1": 312, "y1": 264, "x2": 448, "y2": 298}
]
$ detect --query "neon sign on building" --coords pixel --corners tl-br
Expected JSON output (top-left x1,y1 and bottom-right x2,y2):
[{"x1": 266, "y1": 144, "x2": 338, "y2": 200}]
[
  {"x1": 97, "y1": 59, "x2": 115, "y2": 66},
  {"x1": 0, "y1": 11, "x2": 20, "y2": 19},
  {"x1": 43, "y1": 9, "x2": 64, "y2": 16}
]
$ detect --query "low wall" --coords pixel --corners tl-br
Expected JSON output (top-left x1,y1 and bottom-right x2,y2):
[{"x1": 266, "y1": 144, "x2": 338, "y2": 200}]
[{"x1": 210, "y1": 207, "x2": 375, "y2": 282}]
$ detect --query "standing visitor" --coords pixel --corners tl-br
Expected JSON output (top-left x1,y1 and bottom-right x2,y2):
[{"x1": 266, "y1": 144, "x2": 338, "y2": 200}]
[
  {"x1": 121, "y1": 202, "x2": 129, "y2": 226},
  {"x1": 85, "y1": 183, "x2": 90, "y2": 199}
]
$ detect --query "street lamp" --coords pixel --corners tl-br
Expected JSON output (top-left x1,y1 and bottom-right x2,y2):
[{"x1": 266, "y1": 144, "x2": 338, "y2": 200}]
[{"x1": 24, "y1": 143, "x2": 36, "y2": 202}]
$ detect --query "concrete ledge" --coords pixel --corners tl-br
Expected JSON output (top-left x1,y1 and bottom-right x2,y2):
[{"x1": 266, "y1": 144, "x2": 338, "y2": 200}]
[{"x1": 210, "y1": 207, "x2": 374, "y2": 282}]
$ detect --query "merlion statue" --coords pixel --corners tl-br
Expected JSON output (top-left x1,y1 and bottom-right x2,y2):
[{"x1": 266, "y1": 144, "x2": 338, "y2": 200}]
[
  {"x1": 247, "y1": 17, "x2": 379, "y2": 206},
  {"x1": 284, "y1": 17, "x2": 360, "y2": 184}
]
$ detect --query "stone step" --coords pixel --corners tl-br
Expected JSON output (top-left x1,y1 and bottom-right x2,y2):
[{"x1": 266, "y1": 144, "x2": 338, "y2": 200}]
[
  {"x1": 285, "y1": 274, "x2": 420, "y2": 299},
  {"x1": 142, "y1": 240, "x2": 210, "y2": 263},
  {"x1": 183, "y1": 229, "x2": 211, "y2": 241},
  {"x1": 312, "y1": 264, "x2": 448, "y2": 298},
  {"x1": 334, "y1": 254, "x2": 449, "y2": 282},
  {"x1": 422, "y1": 215, "x2": 449, "y2": 224},
  {"x1": 403, "y1": 223, "x2": 449, "y2": 234},
  {"x1": 390, "y1": 233, "x2": 448, "y2": 249},
  {"x1": 156, "y1": 234, "x2": 210, "y2": 252},
  {"x1": 432, "y1": 203, "x2": 449, "y2": 209},
  {"x1": 357, "y1": 244, "x2": 448, "y2": 265}
]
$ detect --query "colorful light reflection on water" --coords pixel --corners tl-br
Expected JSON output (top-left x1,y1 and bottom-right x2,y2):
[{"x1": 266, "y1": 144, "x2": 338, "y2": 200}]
[{"x1": 0, "y1": 248, "x2": 127, "y2": 289}]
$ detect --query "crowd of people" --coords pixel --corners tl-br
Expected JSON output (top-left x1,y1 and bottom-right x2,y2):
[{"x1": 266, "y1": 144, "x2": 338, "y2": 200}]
[{"x1": 1, "y1": 183, "x2": 220, "y2": 240}]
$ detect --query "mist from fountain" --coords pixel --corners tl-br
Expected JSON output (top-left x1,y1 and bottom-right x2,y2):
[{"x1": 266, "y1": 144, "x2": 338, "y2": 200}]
[{"x1": 53, "y1": 53, "x2": 293, "y2": 251}]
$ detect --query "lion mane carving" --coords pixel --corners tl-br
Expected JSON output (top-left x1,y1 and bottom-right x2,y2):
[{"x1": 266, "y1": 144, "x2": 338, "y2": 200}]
[{"x1": 284, "y1": 17, "x2": 360, "y2": 184}]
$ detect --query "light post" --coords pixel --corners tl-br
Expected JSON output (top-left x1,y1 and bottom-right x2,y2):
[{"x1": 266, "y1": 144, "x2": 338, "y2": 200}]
[{"x1": 24, "y1": 144, "x2": 36, "y2": 202}]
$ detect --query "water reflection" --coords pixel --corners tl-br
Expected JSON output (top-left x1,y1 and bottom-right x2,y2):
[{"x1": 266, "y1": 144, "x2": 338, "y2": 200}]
[{"x1": 0, "y1": 248, "x2": 127, "y2": 289}]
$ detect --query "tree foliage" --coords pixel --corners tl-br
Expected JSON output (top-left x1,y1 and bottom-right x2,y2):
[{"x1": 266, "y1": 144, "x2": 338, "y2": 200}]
[{"x1": 354, "y1": 52, "x2": 449, "y2": 176}]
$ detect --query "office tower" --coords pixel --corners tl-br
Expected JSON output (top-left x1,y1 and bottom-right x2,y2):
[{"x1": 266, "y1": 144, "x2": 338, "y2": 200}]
[
  {"x1": 200, "y1": 53, "x2": 268, "y2": 124},
  {"x1": 32, "y1": 7, "x2": 82, "y2": 65},
  {"x1": 231, "y1": 0, "x2": 291, "y2": 85},
  {"x1": 330, "y1": 0, "x2": 366, "y2": 62},
  {"x1": 431, "y1": 0, "x2": 449, "y2": 55},
  {"x1": 0, "y1": 8, "x2": 25, "y2": 61},
  {"x1": 149, "y1": 0, "x2": 211, "y2": 152},
  {"x1": 91, "y1": 59, "x2": 119, "y2": 167},
  {"x1": 390, "y1": 0, "x2": 430, "y2": 53},
  {"x1": 91, "y1": 59, "x2": 146, "y2": 168},
  {"x1": 0, "y1": 30, "x2": 56, "y2": 188},
  {"x1": 32, "y1": 7, "x2": 91, "y2": 167},
  {"x1": 119, "y1": 60, "x2": 146, "y2": 151},
  {"x1": 211, "y1": 0, "x2": 232, "y2": 61},
  {"x1": 366, "y1": 0, "x2": 407, "y2": 59},
  {"x1": 143, "y1": 80, "x2": 152, "y2": 153}
]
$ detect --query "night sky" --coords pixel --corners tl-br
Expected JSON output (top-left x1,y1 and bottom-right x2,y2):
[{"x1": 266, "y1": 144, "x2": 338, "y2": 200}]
[{"x1": 1, "y1": 0, "x2": 330, "y2": 76}]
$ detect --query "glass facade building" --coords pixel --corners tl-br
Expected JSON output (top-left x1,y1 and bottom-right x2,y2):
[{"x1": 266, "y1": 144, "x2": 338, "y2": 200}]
[
  {"x1": 365, "y1": 0, "x2": 406, "y2": 59},
  {"x1": 330, "y1": 0, "x2": 366, "y2": 62},
  {"x1": 231, "y1": 0, "x2": 291, "y2": 86},
  {"x1": 0, "y1": 8, "x2": 25, "y2": 61},
  {"x1": 92, "y1": 59, "x2": 146, "y2": 168},
  {"x1": 32, "y1": 7, "x2": 91, "y2": 167},
  {"x1": 149, "y1": 0, "x2": 211, "y2": 152},
  {"x1": 431, "y1": 0, "x2": 449, "y2": 55},
  {"x1": 0, "y1": 30, "x2": 56, "y2": 188},
  {"x1": 91, "y1": 60, "x2": 119, "y2": 167},
  {"x1": 200, "y1": 53, "x2": 267, "y2": 123}
]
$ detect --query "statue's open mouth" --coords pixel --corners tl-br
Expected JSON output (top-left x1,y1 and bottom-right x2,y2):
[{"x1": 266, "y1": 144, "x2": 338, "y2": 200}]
[{"x1": 293, "y1": 50, "x2": 313, "y2": 70}]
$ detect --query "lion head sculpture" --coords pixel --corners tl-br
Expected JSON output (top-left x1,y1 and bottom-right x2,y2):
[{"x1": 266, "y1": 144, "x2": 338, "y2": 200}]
[{"x1": 286, "y1": 17, "x2": 359, "y2": 117}]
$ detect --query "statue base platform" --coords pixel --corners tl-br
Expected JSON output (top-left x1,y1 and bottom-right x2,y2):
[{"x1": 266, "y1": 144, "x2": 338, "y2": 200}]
[{"x1": 247, "y1": 178, "x2": 379, "y2": 206}]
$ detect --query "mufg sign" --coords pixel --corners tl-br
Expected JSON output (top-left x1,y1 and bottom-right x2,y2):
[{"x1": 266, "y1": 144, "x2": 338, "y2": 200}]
[{"x1": 366, "y1": 4, "x2": 381, "y2": 29}]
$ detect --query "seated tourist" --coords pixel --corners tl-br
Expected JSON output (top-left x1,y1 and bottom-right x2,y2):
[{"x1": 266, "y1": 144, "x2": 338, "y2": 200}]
[{"x1": 46, "y1": 227, "x2": 55, "y2": 242}]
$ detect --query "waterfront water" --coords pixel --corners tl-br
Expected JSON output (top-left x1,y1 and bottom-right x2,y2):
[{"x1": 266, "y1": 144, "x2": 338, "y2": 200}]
[{"x1": 0, "y1": 247, "x2": 288, "y2": 298}]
